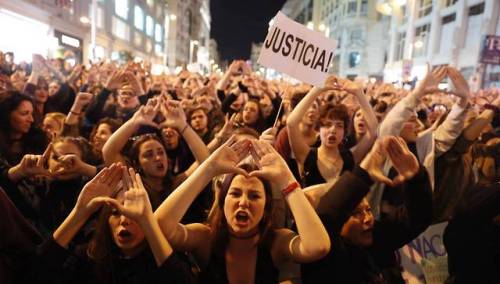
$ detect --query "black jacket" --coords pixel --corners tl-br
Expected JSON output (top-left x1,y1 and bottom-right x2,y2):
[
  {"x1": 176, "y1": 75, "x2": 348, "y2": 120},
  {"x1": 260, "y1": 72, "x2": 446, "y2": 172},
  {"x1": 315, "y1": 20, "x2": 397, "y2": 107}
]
[{"x1": 302, "y1": 166, "x2": 433, "y2": 284}]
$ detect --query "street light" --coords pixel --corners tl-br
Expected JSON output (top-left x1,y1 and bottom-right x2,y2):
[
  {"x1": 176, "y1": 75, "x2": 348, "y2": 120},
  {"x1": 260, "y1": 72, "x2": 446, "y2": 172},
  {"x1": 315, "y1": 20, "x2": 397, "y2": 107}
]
[
  {"x1": 414, "y1": 40, "x2": 424, "y2": 48},
  {"x1": 307, "y1": 21, "x2": 314, "y2": 30},
  {"x1": 170, "y1": 14, "x2": 177, "y2": 21},
  {"x1": 319, "y1": 23, "x2": 326, "y2": 31},
  {"x1": 80, "y1": 16, "x2": 90, "y2": 24},
  {"x1": 376, "y1": 0, "x2": 393, "y2": 15}
]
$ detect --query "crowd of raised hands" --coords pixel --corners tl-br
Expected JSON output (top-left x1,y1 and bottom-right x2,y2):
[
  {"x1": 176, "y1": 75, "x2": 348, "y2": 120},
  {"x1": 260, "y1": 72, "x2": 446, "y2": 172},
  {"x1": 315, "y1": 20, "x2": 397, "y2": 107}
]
[{"x1": 0, "y1": 52, "x2": 498, "y2": 284}]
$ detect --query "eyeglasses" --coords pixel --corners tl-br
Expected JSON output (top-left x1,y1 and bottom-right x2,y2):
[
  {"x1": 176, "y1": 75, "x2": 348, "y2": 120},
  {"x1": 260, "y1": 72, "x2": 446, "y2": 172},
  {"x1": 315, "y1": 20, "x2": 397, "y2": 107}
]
[{"x1": 351, "y1": 207, "x2": 373, "y2": 221}]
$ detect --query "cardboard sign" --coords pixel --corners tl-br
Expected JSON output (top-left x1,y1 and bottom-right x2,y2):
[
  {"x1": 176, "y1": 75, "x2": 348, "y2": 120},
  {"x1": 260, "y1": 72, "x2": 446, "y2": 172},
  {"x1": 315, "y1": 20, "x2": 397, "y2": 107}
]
[
  {"x1": 258, "y1": 11, "x2": 337, "y2": 86},
  {"x1": 396, "y1": 222, "x2": 449, "y2": 283}
]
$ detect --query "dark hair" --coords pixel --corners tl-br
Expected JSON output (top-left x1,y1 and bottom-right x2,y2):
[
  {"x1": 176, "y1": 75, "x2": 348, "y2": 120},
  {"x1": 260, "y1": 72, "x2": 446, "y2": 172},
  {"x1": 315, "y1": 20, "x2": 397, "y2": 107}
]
[
  {"x1": 241, "y1": 99, "x2": 265, "y2": 132},
  {"x1": 0, "y1": 91, "x2": 48, "y2": 164},
  {"x1": 187, "y1": 107, "x2": 209, "y2": 125},
  {"x1": 128, "y1": 133, "x2": 167, "y2": 176},
  {"x1": 89, "y1": 118, "x2": 121, "y2": 145},
  {"x1": 209, "y1": 164, "x2": 275, "y2": 257},
  {"x1": 290, "y1": 91, "x2": 307, "y2": 109},
  {"x1": 317, "y1": 103, "x2": 350, "y2": 132},
  {"x1": 52, "y1": 136, "x2": 92, "y2": 163}
]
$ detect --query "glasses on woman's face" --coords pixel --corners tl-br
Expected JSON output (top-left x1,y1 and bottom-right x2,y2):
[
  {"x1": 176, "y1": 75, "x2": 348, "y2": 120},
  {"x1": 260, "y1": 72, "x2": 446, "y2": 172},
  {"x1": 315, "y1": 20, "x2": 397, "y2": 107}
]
[{"x1": 351, "y1": 207, "x2": 373, "y2": 221}]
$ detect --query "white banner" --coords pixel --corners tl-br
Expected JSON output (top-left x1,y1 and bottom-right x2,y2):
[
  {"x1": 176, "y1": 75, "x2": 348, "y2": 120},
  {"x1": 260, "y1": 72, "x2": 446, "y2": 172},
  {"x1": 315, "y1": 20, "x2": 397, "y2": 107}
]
[
  {"x1": 258, "y1": 11, "x2": 337, "y2": 86},
  {"x1": 396, "y1": 222, "x2": 449, "y2": 283}
]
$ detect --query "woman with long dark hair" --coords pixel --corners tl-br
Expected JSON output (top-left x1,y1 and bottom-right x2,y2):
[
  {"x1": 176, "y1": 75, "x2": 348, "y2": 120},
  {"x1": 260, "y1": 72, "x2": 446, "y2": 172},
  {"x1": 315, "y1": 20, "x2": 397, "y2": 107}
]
[{"x1": 154, "y1": 138, "x2": 330, "y2": 283}]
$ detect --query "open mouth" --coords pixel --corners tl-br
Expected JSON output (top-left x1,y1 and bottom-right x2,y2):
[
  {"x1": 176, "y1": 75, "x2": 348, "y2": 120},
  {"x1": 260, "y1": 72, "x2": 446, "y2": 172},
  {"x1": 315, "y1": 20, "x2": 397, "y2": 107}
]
[
  {"x1": 117, "y1": 229, "x2": 133, "y2": 241},
  {"x1": 235, "y1": 211, "x2": 249, "y2": 224},
  {"x1": 156, "y1": 162, "x2": 165, "y2": 171}
]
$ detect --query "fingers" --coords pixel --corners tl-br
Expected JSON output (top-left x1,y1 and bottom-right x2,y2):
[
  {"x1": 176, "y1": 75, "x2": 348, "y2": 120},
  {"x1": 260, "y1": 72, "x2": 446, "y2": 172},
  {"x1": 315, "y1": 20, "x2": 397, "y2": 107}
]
[
  {"x1": 248, "y1": 169, "x2": 267, "y2": 179},
  {"x1": 128, "y1": 168, "x2": 138, "y2": 190},
  {"x1": 39, "y1": 143, "x2": 53, "y2": 167},
  {"x1": 122, "y1": 166, "x2": 133, "y2": 191}
]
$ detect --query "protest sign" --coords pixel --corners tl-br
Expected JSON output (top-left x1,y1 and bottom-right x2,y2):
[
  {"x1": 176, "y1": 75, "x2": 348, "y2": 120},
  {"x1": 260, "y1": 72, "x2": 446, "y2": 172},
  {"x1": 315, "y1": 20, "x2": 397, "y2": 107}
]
[
  {"x1": 258, "y1": 11, "x2": 337, "y2": 86},
  {"x1": 396, "y1": 222, "x2": 449, "y2": 283}
]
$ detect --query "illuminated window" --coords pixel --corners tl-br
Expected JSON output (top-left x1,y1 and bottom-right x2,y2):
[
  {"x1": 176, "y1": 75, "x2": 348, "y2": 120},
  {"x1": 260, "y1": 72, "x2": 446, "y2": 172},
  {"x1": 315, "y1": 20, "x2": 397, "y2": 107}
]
[
  {"x1": 115, "y1": 0, "x2": 129, "y2": 20},
  {"x1": 134, "y1": 6, "x2": 144, "y2": 30}
]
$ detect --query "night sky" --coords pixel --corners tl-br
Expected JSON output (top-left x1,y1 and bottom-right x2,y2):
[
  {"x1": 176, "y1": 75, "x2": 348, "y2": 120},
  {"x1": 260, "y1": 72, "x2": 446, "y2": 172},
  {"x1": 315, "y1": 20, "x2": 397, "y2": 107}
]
[{"x1": 210, "y1": 0, "x2": 287, "y2": 62}]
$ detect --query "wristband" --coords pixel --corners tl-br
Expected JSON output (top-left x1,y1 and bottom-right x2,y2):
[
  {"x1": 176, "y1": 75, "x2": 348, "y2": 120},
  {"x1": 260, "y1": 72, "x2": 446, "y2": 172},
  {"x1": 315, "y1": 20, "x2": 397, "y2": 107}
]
[
  {"x1": 282, "y1": 181, "x2": 300, "y2": 196},
  {"x1": 70, "y1": 110, "x2": 81, "y2": 115},
  {"x1": 179, "y1": 124, "x2": 188, "y2": 135},
  {"x1": 484, "y1": 104, "x2": 499, "y2": 113}
]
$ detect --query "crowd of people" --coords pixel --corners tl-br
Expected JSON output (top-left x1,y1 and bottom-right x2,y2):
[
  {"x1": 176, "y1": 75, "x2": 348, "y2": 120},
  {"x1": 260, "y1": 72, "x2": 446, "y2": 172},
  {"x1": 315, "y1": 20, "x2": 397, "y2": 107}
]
[{"x1": 0, "y1": 51, "x2": 499, "y2": 284}]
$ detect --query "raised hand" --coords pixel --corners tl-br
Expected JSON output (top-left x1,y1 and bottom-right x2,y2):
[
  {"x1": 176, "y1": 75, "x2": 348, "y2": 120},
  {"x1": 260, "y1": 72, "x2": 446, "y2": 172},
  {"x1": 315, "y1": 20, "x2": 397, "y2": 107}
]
[
  {"x1": 207, "y1": 136, "x2": 251, "y2": 177},
  {"x1": 105, "y1": 70, "x2": 125, "y2": 91},
  {"x1": 160, "y1": 99, "x2": 187, "y2": 130},
  {"x1": 17, "y1": 143, "x2": 53, "y2": 178},
  {"x1": 74, "y1": 163, "x2": 122, "y2": 216},
  {"x1": 124, "y1": 71, "x2": 145, "y2": 96},
  {"x1": 414, "y1": 64, "x2": 447, "y2": 97},
  {"x1": 359, "y1": 139, "x2": 392, "y2": 185},
  {"x1": 447, "y1": 67, "x2": 469, "y2": 99},
  {"x1": 249, "y1": 140, "x2": 295, "y2": 188},
  {"x1": 104, "y1": 168, "x2": 154, "y2": 224},
  {"x1": 71, "y1": 92, "x2": 94, "y2": 113},
  {"x1": 385, "y1": 136, "x2": 420, "y2": 186},
  {"x1": 325, "y1": 75, "x2": 363, "y2": 96},
  {"x1": 259, "y1": 127, "x2": 278, "y2": 145},
  {"x1": 132, "y1": 100, "x2": 160, "y2": 128}
]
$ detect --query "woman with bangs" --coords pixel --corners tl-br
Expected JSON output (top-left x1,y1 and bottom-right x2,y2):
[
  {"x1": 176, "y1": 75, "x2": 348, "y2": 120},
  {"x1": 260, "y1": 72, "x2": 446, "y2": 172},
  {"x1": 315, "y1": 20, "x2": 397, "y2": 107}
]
[
  {"x1": 38, "y1": 164, "x2": 196, "y2": 284},
  {"x1": 102, "y1": 98, "x2": 209, "y2": 214},
  {"x1": 154, "y1": 138, "x2": 330, "y2": 284},
  {"x1": 287, "y1": 76, "x2": 378, "y2": 187}
]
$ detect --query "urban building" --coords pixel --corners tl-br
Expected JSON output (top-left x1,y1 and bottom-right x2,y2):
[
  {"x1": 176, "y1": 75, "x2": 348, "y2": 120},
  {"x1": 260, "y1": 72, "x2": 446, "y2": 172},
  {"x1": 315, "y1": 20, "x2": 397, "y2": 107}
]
[
  {"x1": 384, "y1": 0, "x2": 500, "y2": 88},
  {"x1": 312, "y1": 0, "x2": 390, "y2": 79},
  {"x1": 165, "y1": 0, "x2": 211, "y2": 73}
]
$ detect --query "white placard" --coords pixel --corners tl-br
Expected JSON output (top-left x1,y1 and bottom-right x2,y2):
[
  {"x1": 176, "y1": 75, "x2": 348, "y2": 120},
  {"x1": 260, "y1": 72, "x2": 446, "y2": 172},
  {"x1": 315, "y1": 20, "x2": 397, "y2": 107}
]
[{"x1": 258, "y1": 11, "x2": 337, "y2": 86}]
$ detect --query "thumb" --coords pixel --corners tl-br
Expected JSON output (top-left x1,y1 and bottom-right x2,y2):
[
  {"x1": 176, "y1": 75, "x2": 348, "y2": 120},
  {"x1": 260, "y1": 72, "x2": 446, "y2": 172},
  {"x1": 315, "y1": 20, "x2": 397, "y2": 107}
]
[
  {"x1": 371, "y1": 172, "x2": 394, "y2": 187},
  {"x1": 391, "y1": 175, "x2": 406, "y2": 187}
]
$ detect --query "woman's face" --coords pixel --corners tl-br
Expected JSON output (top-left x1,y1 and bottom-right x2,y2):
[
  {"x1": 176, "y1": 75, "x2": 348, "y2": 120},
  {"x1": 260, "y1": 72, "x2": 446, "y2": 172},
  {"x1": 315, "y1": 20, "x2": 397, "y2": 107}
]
[
  {"x1": 319, "y1": 118, "x2": 345, "y2": 148},
  {"x1": 42, "y1": 116, "x2": 62, "y2": 140},
  {"x1": 108, "y1": 191, "x2": 145, "y2": 256},
  {"x1": 117, "y1": 91, "x2": 139, "y2": 110},
  {"x1": 48, "y1": 82, "x2": 59, "y2": 97},
  {"x1": 160, "y1": 127, "x2": 179, "y2": 150},
  {"x1": 190, "y1": 109, "x2": 208, "y2": 133},
  {"x1": 49, "y1": 141, "x2": 83, "y2": 180},
  {"x1": 340, "y1": 199, "x2": 375, "y2": 247},
  {"x1": 10, "y1": 100, "x2": 34, "y2": 135},
  {"x1": 224, "y1": 175, "x2": 266, "y2": 238},
  {"x1": 242, "y1": 101, "x2": 259, "y2": 126},
  {"x1": 353, "y1": 110, "x2": 366, "y2": 135},
  {"x1": 302, "y1": 101, "x2": 319, "y2": 127},
  {"x1": 34, "y1": 89, "x2": 48, "y2": 104},
  {"x1": 138, "y1": 139, "x2": 168, "y2": 178},
  {"x1": 92, "y1": 123, "x2": 113, "y2": 151}
]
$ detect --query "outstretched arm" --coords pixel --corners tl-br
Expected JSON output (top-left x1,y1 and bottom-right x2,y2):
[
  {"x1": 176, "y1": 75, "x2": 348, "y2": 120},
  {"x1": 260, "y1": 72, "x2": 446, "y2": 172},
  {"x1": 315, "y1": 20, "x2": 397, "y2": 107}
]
[
  {"x1": 102, "y1": 99, "x2": 159, "y2": 165},
  {"x1": 249, "y1": 141, "x2": 330, "y2": 264},
  {"x1": 53, "y1": 164, "x2": 122, "y2": 247},
  {"x1": 154, "y1": 137, "x2": 249, "y2": 252},
  {"x1": 286, "y1": 87, "x2": 323, "y2": 165}
]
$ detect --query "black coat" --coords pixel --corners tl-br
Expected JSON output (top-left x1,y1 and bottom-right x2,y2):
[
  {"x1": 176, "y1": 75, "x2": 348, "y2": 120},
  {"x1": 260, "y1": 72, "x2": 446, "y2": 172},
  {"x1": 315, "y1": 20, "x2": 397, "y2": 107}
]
[{"x1": 302, "y1": 166, "x2": 433, "y2": 284}]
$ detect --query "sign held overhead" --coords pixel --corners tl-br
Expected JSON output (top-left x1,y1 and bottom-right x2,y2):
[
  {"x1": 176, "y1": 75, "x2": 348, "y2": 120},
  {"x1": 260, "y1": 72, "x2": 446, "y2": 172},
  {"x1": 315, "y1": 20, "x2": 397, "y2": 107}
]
[{"x1": 258, "y1": 11, "x2": 337, "y2": 86}]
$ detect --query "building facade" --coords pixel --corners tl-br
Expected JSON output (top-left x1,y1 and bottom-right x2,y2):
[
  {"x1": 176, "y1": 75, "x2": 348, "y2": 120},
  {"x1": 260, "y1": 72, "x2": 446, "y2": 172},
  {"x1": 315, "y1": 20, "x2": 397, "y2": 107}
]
[
  {"x1": 384, "y1": 0, "x2": 500, "y2": 88},
  {"x1": 313, "y1": 0, "x2": 390, "y2": 79}
]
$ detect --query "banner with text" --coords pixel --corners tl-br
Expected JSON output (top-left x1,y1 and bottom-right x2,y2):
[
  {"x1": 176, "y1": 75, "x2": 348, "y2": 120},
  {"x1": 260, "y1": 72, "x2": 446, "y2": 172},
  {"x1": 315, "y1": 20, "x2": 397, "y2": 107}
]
[
  {"x1": 397, "y1": 222, "x2": 449, "y2": 283},
  {"x1": 258, "y1": 11, "x2": 337, "y2": 86}
]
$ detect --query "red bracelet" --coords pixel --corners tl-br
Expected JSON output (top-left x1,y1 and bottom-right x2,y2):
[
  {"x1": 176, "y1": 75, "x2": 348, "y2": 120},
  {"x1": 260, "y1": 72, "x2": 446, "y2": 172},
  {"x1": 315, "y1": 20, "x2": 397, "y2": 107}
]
[{"x1": 282, "y1": 181, "x2": 300, "y2": 196}]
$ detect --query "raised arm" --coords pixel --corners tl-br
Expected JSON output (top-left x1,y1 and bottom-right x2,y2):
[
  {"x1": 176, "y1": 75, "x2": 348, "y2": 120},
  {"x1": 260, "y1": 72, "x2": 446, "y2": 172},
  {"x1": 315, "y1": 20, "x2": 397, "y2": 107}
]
[
  {"x1": 249, "y1": 141, "x2": 330, "y2": 264},
  {"x1": 53, "y1": 164, "x2": 122, "y2": 247},
  {"x1": 286, "y1": 86, "x2": 323, "y2": 165},
  {"x1": 159, "y1": 99, "x2": 209, "y2": 181},
  {"x1": 154, "y1": 137, "x2": 249, "y2": 252},
  {"x1": 462, "y1": 95, "x2": 499, "y2": 141},
  {"x1": 332, "y1": 77, "x2": 379, "y2": 163},
  {"x1": 102, "y1": 99, "x2": 159, "y2": 165},
  {"x1": 433, "y1": 67, "x2": 469, "y2": 156},
  {"x1": 380, "y1": 66, "x2": 447, "y2": 136},
  {"x1": 103, "y1": 168, "x2": 173, "y2": 266}
]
